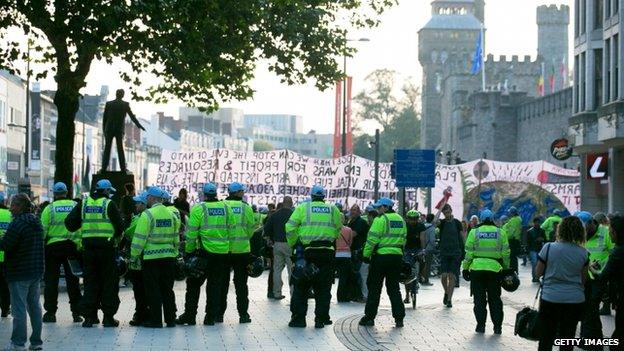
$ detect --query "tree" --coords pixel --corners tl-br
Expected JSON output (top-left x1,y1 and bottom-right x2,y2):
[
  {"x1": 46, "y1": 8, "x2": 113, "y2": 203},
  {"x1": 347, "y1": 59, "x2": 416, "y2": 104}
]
[
  {"x1": 353, "y1": 69, "x2": 420, "y2": 162},
  {"x1": 253, "y1": 140, "x2": 274, "y2": 152},
  {"x1": 0, "y1": 0, "x2": 396, "y2": 193}
]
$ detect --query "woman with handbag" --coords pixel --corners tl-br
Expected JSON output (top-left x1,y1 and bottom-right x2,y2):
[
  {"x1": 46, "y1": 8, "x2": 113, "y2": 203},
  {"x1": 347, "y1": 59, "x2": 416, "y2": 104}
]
[
  {"x1": 535, "y1": 216, "x2": 589, "y2": 351},
  {"x1": 589, "y1": 214, "x2": 624, "y2": 349}
]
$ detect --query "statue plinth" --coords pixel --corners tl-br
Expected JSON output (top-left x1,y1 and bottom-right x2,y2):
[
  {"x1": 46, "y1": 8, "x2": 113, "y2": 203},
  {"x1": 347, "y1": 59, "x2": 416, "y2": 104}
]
[{"x1": 91, "y1": 171, "x2": 135, "y2": 204}]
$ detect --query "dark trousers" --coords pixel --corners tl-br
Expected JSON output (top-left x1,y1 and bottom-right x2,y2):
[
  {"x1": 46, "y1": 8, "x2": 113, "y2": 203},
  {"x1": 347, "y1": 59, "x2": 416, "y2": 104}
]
[
  {"x1": 421, "y1": 252, "x2": 433, "y2": 283},
  {"x1": 291, "y1": 250, "x2": 333, "y2": 323},
  {"x1": 267, "y1": 250, "x2": 274, "y2": 298},
  {"x1": 335, "y1": 257, "x2": 355, "y2": 302},
  {"x1": 352, "y1": 254, "x2": 364, "y2": 299},
  {"x1": 142, "y1": 258, "x2": 177, "y2": 325},
  {"x1": 470, "y1": 270, "x2": 503, "y2": 328},
  {"x1": 182, "y1": 253, "x2": 226, "y2": 321},
  {"x1": 364, "y1": 254, "x2": 405, "y2": 320},
  {"x1": 509, "y1": 239, "x2": 520, "y2": 273},
  {"x1": 128, "y1": 269, "x2": 148, "y2": 321},
  {"x1": 0, "y1": 262, "x2": 10, "y2": 314},
  {"x1": 538, "y1": 299, "x2": 584, "y2": 351},
  {"x1": 43, "y1": 241, "x2": 82, "y2": 315},
  {"x1": 612, "y1": 307, "x2": 623, "y2": 351},
  {"x1": 101, "y1": 131, "x2": 126, "y2": 171},
  {"x1": 581, "y1": 279, "x2": 604, "y2": 341},
  {"x1": 80, "y1": 244, "x2": 120, "y2": 319},
  {"x1": 219, "y1": 253, "x2": 250, "y2": 318}
]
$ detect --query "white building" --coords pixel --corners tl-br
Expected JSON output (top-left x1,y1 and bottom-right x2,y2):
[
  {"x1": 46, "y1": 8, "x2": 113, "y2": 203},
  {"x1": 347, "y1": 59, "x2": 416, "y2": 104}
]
[{"x1": 0, "y1": 70, "x2": 27, "y2": 194}]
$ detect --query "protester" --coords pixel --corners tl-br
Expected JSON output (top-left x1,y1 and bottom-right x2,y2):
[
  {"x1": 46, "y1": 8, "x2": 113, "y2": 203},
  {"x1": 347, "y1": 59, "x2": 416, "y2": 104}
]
[
  {"x1": 526, "y1": 217, "x2": 546, "y2": 283},
  {"x1": 263, "y1": 196, "x2": 294, "y2": 300},
  {"x1": 335, "y1": 215, "x2": 356, "y2": 302},
  {"x1": 348, "y1": 204, "x2": 369, "y2": 302},
  {"x1": 590, "y1": 215, "x2": 624, "y2": 349},
  {"x1": 0, "y1": 194, "x2": 44, "y2": 351},
  {"x1": 0, "y1": 192, "x2": 12, "y2": 318},
  {"x1": 420, "y1": 214, "x2": 436, "y2": 286},
  {"x1": 536, "y1": 216, "x2": 588, "y2": 351},
  {"x1": 437, "y1": 204, "x2": 464, "y2": 308}
]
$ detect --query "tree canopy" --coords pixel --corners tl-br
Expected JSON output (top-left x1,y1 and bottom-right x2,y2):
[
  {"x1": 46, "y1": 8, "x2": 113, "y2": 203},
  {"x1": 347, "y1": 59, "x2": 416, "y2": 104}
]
[{"x1": 0, "y1": 0, "x2": 396, "y2": 193}]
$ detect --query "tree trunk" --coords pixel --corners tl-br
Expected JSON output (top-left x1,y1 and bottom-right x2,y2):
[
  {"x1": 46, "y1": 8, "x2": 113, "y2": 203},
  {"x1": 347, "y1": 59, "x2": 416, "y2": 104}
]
[{"x1": 53, "y1": 85, "x2": 80, "y2": 197}]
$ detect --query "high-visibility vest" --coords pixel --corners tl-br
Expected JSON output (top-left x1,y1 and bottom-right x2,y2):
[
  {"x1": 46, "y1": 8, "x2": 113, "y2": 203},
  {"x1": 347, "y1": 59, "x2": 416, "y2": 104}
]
[
  {"x1": 285, "y1": 201, "x2": 341, "y2": 249},
  {"x1": 224, "y1": 200, "x2": 255, "y2": 254},
  {"x1": 541, "y1": 215, "x2": 562, "y2": 241},
  {"x1": 185, "y1": 201, "x2": 233, "y2": 255},
  {"x1": 81, "y1": 197, "x2": 114, "y2": 239},
  {"x1": 0, "y1": 208, "x2": 11, "y2": 262},
  {"x1": 363, "y1": 212, "x2": 406, "y2": 257},
  {"x1": 42, "y1": 199, "x2": 77, "y2": 245},
  {"x1": 503, "y1": 216, "x2": 522, "y2": 241},
  {"x1": 462, "y1": 224, "x2": 510, "y2": 273},
  {"x1": 587, "y1": 224, "x2": 614, "y2": 277},
  {"x1": 131, "y1": 203, "x2": 179, "y2": 260}
]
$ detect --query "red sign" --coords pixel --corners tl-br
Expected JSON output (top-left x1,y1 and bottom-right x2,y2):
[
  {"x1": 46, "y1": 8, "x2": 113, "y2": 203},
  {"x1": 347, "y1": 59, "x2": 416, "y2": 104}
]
[
  {"x1": 586, "y1": 153, "x2": 609, "y2": 180},
  {"x1": 345, "y1": 77, "x2": 353, "y2": 155},
  {"x1": 333, "y1": 81, "x2": 342, "y2": 158}
]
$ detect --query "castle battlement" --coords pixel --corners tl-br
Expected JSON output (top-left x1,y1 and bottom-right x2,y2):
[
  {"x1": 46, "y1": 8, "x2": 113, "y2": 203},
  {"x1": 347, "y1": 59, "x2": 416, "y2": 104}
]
[
  {"x1": 536, "y1": 4, "x2": 570, "y2": 25},
  {"x1": 485, "y1": 54, "x2": 536, "y2": 64}
]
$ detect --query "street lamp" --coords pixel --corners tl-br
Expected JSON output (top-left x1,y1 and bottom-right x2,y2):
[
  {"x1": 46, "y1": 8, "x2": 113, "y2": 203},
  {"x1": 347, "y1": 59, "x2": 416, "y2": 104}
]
[
  {"x1": 367, "y1": 128, "x2": 380, "y2": 201},
  {"x1": 341, "y1": 37, "x2": 370, "y2": 156}
]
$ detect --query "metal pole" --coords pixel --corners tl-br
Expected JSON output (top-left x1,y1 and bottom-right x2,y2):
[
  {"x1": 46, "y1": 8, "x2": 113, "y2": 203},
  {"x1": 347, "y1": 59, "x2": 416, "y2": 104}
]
[
  {"x1": 81, "y1": 98, "x2": 85, "y2": 190},
  {"x1": 25, "y1": 38, "x2": 31, "y2": 171},
  {"x1": 341, "y1": 53, "x2": 347, "y2": 156},
  {"x1": 481, "y1": 24, "x2": 486, "y2": 92},
  {"x1": 373, "y1": 128, "x2": 380, "y2": 202}
]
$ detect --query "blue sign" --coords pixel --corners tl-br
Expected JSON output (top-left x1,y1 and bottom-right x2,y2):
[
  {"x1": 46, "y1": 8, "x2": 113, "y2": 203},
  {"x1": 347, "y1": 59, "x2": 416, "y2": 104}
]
[{"x1": 393, "y1": 149, "x2": 436, "y2": 188}]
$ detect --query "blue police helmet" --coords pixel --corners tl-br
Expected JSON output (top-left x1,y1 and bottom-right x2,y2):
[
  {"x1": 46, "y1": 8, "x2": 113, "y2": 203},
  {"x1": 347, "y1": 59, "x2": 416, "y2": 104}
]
[
  {"x1": 373, "y1": 198, "x2": 394, "y2": 208},
  {"x1": 53, "y1": 182, "x2": 68, "y2": 194},
  {"x1": 133, "y1": 192, "x2": 148, "y2": 205},
  {"x1": 365, "y1": 205, "x2": 375, "y2": 213},
  {"x1": 147, "y1": 186, "x2": 165, "y2": 199},
  {"x1": 553, "y1": 209, "x2": 564, "y2": 216},
  {"x1": 228, "y1": 182, "x2": 246, "y2": 193},
  {"x1": 311, "y1": 185, "x2": 326, "y2": 197},
  {"x1": 96, "y1": 179, "x2": 116, "y2": 193},
  {"x1": 480, "y1": 209, "x2": 494, "y2": 222},
  {"x1": 575, "y1": 211, "x2": 593, "y2": 225},
  {"x1": 508, "y1": 206, "x2": 519, "y2": 216},
  {"x1": 203, "y1": 183, "x2": 217, "y2": 195}
]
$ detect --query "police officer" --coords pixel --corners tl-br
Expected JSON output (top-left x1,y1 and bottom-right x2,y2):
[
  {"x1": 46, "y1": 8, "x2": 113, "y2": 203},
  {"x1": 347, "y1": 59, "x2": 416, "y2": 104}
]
[
  {"x1": 578, "y1": 211, "x2": 613, "y2": 343},
  {"x1": 502, "y1": 207, "x2": 522, "y2": 273},
  {"x1": 285, "y1": 185, "x2": 342, "y2": 328},
  {"x1": 176, "y1": 183, "x2": 235, "y2": 326},
  {"x1": 219, "y1": 182, "x2": 255, "y2": 323},
  {"x1": 41, "y1": 182, "x2": 83, "y2": 323},
  {"x1": 541, "y1": 209, "x2": 563, "y2": 242},
  {"x1": 123, "y1": 191, "x2": 149, "y2": 326},
  {"x1": 0, "y1": 192, "x2": 11, "y2": 317},
  {"x1": 65, "y1": 179, "x2": 124, "y2": 327},
  {"x1": 594, "y1": 212, "x2": 614, "y2": 316},
  {"x1": 358, "y1": 198, "x2": 406, "y2": 328},
  {"x1": 131, "y1": 187, "x2": 180, "y2": 328},
  {"x1": 462, "y1": 209, "x2": 510, "y2": 335}
]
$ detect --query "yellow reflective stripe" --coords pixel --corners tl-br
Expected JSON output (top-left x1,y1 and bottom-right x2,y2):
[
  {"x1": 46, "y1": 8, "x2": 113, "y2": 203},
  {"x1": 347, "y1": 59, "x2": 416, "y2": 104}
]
[
  {"x1": 300, "y1": 235, "x2": 334, "y2": 241},
  {"x1": 82, "y1": 219, "x2": 111, "y2": 223},
  {"x1": 133, "y1": 233, "x2": 148, "y2": 240},
  {"x1": 229, "y1": 236, "x2": 251, "y2": 241}
]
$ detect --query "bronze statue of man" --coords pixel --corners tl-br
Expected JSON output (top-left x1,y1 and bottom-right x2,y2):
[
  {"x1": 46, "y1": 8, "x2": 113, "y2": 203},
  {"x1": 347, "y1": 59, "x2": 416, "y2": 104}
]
[{"x1": 100, "y1": 89, "x2": 145, "y2": 173}]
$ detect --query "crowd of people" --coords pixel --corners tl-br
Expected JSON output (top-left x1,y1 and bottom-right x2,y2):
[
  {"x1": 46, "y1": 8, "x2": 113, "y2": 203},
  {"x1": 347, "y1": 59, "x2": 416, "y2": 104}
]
[{"x1": 0, "y1": 180, "x2": 622, "y2": 350}]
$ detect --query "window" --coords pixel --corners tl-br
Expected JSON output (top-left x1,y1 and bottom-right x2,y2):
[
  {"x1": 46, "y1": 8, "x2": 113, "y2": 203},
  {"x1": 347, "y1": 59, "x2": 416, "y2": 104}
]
[
  {"x1": 0, "y1": 100, "x2": 5, "y2": 129},
  {"x1": 575, "y1": 0, "x2": 580, "y2": 37},
  {"x1": 580, "y1": 0, "x2": 587, "y2": 34},
  {"x1": 581, "y1": 52, "x2": 586, "y2": 111},
  {"x1": 606, "y1": 38, "x2": 612, "y2": 102},
  {"x1": 595, "y1": 0, "x2": 603, "y2": 28},
  {"x1": 615, "y1": 34, "x2": 620, "y2": 98},
  {"x1": 575, "y1": 54, "x2": 580, "y2": 112},
  {"x1": 594, "y1": 49, "x2": 603, "y2": 108},
  {"x1": 614, "y1": 0, "x2": 619, "y2": 15}
]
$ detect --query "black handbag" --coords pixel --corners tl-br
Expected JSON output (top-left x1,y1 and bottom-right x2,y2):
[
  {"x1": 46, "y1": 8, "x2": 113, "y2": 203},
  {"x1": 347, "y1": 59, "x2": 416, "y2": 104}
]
[{"x1": 514, "y1": 243, "x2": 550, "y2": 340}]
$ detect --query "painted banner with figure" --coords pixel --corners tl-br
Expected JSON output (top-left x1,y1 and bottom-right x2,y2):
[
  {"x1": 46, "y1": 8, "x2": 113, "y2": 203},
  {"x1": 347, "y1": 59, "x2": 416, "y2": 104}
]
[{"x1": 156, "y1": 149, "x2": 580, "y2": 223}]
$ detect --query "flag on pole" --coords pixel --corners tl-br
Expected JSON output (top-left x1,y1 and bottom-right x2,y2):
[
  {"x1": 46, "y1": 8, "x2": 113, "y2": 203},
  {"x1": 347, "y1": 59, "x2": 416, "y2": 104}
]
[
  {"x1": 538, "y1": 62, "x2": 545, "y2": 96},
  {"x1": 560, "y1": 56, "x2": 568, "y2": 89},
  {"x1": 549, "y1": 60, "x2": 556, "y2": 93},
  {"x1": 470, "y1": 31, "x2": 483, "y2": 75}
]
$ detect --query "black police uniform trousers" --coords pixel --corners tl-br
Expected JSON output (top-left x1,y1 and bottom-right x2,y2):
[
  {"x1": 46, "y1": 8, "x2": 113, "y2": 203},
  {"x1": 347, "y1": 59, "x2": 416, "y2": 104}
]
[
  {"x1": 509, "y1": 239, "x2": 521, "y2": 273},
  {"x1": 290, "y1": 249, "x2": 334, "y2": 323},
  {"x1": 219, "y1": 253, "x2": 250, "y2": 319},
  {"x1": 182, "y1": 252, "x2": 227, "y2": 322},
  {"x1": 470, "y1": 270, "x2": 503, "y2": 329},
  {"x1": 364, "y1": 254, "x2": 405, "y2": 321},
  {"x1": 0, "y1": 262, "x2": 9, "y2": 314},
  {"x1": 81, "y1": 240, "x2": 120, "y2": 319},
  {"x1": 142, "y1": 258, "x2": 177, "y2": 325},
  {"x1": 43, "y1": 240, "x2": 82, "y2": 315},
  {"x1": 580, "y1": 278, "x2": 604, "y2": 341},
  {"x1": 128, "y1": 269, "x2": 148, "y2": 322}
]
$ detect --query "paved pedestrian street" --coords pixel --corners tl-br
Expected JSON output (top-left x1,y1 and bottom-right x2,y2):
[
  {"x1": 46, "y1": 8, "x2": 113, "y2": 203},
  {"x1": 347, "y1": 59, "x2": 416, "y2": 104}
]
[{"x1": 0, "y1": 265, "x2": 615, "y2": 350}]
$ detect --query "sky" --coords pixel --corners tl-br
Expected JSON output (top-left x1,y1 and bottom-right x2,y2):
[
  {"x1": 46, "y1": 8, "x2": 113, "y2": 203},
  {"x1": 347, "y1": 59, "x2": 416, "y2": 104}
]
[{"x1": 10, "y1": 0, "x2": 574, "y2": 135}]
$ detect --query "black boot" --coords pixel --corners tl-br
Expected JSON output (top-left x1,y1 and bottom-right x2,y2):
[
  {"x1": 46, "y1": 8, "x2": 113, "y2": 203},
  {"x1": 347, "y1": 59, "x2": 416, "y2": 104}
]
[{"x1": 175, "y1": 313, "x2": 196, "y2": 326}]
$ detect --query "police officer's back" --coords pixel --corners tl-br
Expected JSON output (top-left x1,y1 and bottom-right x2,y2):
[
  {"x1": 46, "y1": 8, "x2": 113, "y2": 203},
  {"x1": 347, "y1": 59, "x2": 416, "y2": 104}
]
[
  {"x1": 285, "y1": 185, "x2": 342, "y2": 329},
  {"x1": 462, "y1": 209, "x2": 510, "y2": 334},
  {"x1": 358, "y1": 198, "x2": 406, "y2": 328},
  {"x1": 65, "y1": 179, "x2": 124, "y2": 327},
  {"x1": 40, "y1": 182, "x2": 82, "y2": 323}
]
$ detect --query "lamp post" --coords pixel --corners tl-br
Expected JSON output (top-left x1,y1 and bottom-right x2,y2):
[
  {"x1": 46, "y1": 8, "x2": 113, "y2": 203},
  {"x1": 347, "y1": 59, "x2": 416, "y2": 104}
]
[{"x1": 341, "y1": 37, "x2": 370, "y2": 156}]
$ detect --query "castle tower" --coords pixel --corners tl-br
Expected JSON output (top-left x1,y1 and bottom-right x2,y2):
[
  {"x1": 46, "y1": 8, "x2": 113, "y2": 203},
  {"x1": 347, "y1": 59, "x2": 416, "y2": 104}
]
[
  {"x1": 418, "y1": 0, "x2": 483, "y2": 149},
  {"x1": 537, "y1": 5, "x2": 570, "y2": 93}
]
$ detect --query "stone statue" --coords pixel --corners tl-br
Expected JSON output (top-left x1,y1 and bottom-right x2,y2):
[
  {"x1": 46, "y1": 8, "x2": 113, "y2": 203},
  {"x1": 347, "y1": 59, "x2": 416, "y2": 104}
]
[{"x1": 100, "y1": 89, "x2": 145, "y2": 174}]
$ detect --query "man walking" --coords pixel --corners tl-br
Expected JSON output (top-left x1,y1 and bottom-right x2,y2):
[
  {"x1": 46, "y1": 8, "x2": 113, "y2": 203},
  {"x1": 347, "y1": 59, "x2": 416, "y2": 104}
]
[
  {"x1": 40, "y1": 182, "x2": 83, "y2": 323},
  {"x1": 438, "y1": 204, "x2": 464, "y2": 308},
  {"x1": 285, "y1": 185, "x2": 342, "y2": 328},
  {"x1": 264, "y1": 196, "x2": 294, "y2": 300},
  {"x1": 131, "y1": 187, "x2": 180, "y2": 328},
  {"x1": 0, "y1": 192, "x2": 12, "y2": 318},
  {"x1": 462, "y1": 209, "x2": 510, "y2": 335},
  {"x1": 65, "y1": 179, "x2": 124, "y2": 327},
  {"x1": 359, "y1": 198, "x2": 406, "y2": 328},
  {"x1": 0, "y1": 194, "x2": 44, "y2": 351},
  {"x1": 526, "y1": 217, "x2": 545, "y2": 283}
]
